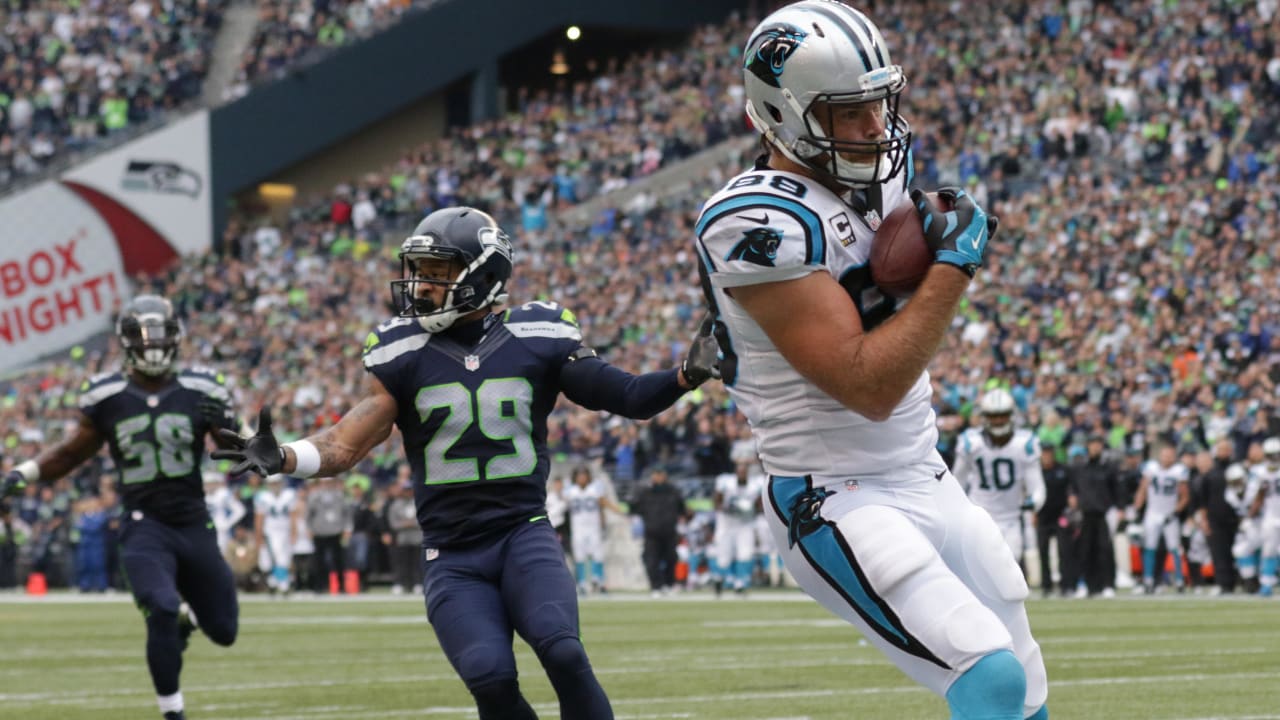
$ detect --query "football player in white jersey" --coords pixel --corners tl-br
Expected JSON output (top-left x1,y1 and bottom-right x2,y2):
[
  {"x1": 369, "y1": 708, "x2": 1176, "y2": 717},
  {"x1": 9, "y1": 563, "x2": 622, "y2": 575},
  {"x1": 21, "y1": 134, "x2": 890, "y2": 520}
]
[
  {"x1": 1133, "y1": 445, "x2": 1190, "y2": 594},
  {"x1": 1248, "y1": 437, "x2": 1280, "y2": 596},
  {"x1": 951, "y1": 389, "x2": 1046, "y2": 573},
  {"x1": 1233, "y1": 443, "x2": 1265, "y2": 592},
  {"x1": 203, "y1": 471, "x2": 245, "y2": 555},
  {"x1": 693, "y1": 3, "x2": 1045, "y2": 718},
  {"x1": 564, "y1": 466, "x2": 622, "y2": 594},
  {"x1": 254, "y1": 474, "x2": 298, "y2": 594},
  {"x1": 713, "y1": 461, "x2": 766, "y2": 595}
]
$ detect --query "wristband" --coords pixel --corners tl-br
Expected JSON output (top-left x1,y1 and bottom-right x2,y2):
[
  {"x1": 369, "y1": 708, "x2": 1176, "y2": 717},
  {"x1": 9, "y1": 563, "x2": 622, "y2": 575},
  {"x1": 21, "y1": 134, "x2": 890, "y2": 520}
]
[
  {"x1": 16, "y1": 460, "x2": 40, "y2": 483},
  {"x1": 283, "y1": 440, "x2": 322, "y2": 478}
]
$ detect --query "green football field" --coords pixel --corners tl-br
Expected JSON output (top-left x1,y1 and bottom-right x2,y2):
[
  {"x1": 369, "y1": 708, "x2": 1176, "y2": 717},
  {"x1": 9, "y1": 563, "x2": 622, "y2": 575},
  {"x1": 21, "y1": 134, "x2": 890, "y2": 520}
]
[{"x1": 2, "y1": 591, "x2": 1278, "y2": 720}]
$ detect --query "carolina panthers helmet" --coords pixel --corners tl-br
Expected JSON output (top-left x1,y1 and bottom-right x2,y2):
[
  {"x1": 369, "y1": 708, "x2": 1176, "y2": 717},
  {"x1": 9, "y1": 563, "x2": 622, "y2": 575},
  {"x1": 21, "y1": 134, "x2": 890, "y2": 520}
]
[
  {"x1": 391, "y1": 207, "x2": 513, "y2": 333},
  {"x1": 1264, "y1": 437, "x2": 1280, "y2": 461},
  {"x1": 742, "y1": 0, "x2": 911, "y2": 188},
  {"x1": 116, "y1": 294, "x2": 182, "y2": 377},
  {"x1": 979, "y1": 388, "x2": 1016, "y2": 443}
]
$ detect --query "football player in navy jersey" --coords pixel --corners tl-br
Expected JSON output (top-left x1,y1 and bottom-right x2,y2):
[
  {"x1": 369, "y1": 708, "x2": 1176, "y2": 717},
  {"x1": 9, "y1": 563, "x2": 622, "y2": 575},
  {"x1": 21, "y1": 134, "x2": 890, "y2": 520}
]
[
  {"x1": 1, "y1": 295, "x2": 240, "y2": 720},
  {"x1": 213, "y1": 206, "x2": 719, "y2": 720}
]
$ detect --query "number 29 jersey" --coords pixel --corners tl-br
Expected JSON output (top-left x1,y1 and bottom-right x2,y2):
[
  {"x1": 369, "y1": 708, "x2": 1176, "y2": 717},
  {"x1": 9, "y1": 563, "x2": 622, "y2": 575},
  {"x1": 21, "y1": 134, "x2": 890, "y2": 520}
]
[
  {"x1": 79, "y1": 367, "x2": 237, "y2": 525},
  {"x1": 363, "y1": 302, "x2": 626, "y2": 549},
  {"x1": 694, "y1": 161, "x2": 936, "y2": 481}
]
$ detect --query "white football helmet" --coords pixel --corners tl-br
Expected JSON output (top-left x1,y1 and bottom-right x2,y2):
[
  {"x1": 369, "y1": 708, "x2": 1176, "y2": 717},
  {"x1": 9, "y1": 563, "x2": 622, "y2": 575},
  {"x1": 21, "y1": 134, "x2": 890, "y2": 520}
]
[
  {"x1": 1264, "y1": 437, "x2": 1280, "y2": 466},
  {"x1": 742, "y1": 0, "x2": 911, "y2": 188},
  {"x1": 979, "y1": 388, "x2": 1016, "y2": 443}
]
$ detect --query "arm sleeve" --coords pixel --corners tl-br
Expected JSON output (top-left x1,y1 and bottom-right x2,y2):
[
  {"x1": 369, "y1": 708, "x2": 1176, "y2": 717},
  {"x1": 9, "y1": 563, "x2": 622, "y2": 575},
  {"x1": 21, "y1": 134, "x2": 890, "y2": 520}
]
[{"x1": 559, "y1": 356, "x2": 685, "y2": 420}]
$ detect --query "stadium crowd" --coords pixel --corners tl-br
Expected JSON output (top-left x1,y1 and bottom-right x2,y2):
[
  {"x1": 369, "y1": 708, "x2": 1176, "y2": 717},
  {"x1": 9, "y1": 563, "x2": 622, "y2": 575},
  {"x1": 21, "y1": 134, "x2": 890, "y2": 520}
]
[
  {"x1": 0, "y1": 0, "x2": 227, "y2": 187},
  {"x1": 225, "y1": 0, "x2": 443, "y2": 101},
  {"x1": 2, "y1": 0, "x2": 1279, "y2": 595}
]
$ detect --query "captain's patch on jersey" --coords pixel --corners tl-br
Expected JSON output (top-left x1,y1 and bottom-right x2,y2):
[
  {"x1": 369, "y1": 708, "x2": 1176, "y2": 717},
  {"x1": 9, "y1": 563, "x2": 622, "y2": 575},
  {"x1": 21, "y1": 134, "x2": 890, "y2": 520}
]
[{"x1": 829, "y1": 211, "x2": 855, "y2": 246}]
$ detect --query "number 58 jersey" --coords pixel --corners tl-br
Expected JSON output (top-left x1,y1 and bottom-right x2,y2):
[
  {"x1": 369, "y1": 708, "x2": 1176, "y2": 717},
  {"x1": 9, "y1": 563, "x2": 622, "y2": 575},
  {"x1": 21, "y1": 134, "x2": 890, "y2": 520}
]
[
  {"x1": 79, "y1": 366, "x2": 237, "y2": 525},
  {"x1": 694, "y1": 162, "x2": 937, "y2": 480}
]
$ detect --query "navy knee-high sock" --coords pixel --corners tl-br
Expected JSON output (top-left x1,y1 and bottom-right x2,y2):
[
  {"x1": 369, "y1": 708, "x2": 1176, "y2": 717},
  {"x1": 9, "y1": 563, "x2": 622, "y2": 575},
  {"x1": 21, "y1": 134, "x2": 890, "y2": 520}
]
[{"x1": 145, "y1": 609, "x2": 183, "y2": 695}]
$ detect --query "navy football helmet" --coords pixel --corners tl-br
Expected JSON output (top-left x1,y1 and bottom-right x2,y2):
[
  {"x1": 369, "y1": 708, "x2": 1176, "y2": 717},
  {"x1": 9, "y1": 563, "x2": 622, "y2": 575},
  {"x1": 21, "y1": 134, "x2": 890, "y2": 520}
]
[
  {"x1": 116, "y1": 294, "x2": 182, "y2": 376},
  {"x1": 391, "y1": 207, "x2": 513, "y2": 333}
]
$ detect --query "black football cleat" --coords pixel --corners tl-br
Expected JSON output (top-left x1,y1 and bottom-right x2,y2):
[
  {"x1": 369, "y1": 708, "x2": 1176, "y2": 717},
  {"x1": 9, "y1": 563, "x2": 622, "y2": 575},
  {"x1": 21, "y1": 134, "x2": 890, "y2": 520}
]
[{"x1": 163, "y1": 711, "x2": 186, "y2": 720}]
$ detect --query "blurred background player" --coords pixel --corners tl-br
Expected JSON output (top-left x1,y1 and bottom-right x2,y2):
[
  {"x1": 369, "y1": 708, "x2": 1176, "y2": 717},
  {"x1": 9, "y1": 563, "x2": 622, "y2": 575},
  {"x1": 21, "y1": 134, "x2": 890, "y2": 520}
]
[
  {"x1": 712, "y1": 461, "x2": 763, "y2": 596},
  {"x1": 564, "y1": 465, "x2": 622, "y2": 595},
  {"x1": 0, "y1": 294, "x2": 240, "y2": 720},
  {"x1": 1248, "y1": 437, "x2": 1280, "y2": 596},
  {"x1": 254, "y1": 474, "x2": 298, "y2": 596},
  {"x1": 952, "y1": 388, "x2": 1046, "y2": 577},
  {"x1": 204, "y1": 470, "x2": 245, "y2": 555},
  {"x1": 1133, "y1": 445, "x2": 1190, "y2": 594}
]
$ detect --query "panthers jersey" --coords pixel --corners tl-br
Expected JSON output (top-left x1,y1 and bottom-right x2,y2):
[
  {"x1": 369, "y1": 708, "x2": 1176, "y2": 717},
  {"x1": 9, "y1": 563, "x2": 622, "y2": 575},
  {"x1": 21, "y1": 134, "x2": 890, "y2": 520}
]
[
  {"x1": 715, "y1": 472, "x2": 765, "y2": 521},
  {"x1": 952, "y1": 428, "x2": 1044, "y2": 525},
  {"x1": 363, "y1": 301, "x2": 683, "y2": 548},
  {"x1": 1141, "y1": 460, "x2": 1189, "y2": 517},
  {"x1": 694, "y1": 159, "x2": 935, "y2": 479},
  {"x1": 79, "y1": 367, "x2": 236, "y2": 525},
  {"x1": 565, "y1": 481, "x2": 605, "y2": 529},
  {"x1": 256, "y1": 487, "x2": 297, "y2": 536},
  {"x1": 1250, "y1": 463, "x2": 1280, "y2": 520}
]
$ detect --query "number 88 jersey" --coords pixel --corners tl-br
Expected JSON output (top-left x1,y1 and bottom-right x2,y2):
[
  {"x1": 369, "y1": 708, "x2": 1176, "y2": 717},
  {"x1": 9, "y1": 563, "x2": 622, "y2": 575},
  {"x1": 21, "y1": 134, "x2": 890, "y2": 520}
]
[
  {"x1": 79, "y1": 366, "x2": 236, "y2": 525},
  {"x1": 693, "y1": 161, "x2": 937, "y2": 480}
]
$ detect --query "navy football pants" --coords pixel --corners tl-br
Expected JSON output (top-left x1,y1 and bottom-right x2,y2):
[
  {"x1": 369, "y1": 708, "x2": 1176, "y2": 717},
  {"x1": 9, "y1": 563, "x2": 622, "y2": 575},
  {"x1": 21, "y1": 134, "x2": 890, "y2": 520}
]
[
  {"x1": 120, "y1": 513, "x2": 238, "y2": 695},
  {"x1": 423, "y1": 519, "x2": 612, "y2": 719}
]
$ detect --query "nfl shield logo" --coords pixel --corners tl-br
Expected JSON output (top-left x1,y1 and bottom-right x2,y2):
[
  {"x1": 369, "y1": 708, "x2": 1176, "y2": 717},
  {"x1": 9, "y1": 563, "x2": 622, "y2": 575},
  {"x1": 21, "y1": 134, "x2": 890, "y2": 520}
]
[
  {"x1": 424, "y1": 548, "x2": 439, "y2": 562},
  {"x1": 464, "y1": 354, "x2": 480, "y2": 371},
  {"x1": 865, "y1": 209, "x2": 882, "y2": 231}
]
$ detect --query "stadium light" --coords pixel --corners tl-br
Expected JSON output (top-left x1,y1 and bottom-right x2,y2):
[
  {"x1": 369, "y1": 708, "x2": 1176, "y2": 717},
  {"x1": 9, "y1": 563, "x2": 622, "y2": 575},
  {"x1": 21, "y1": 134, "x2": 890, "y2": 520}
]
[
  {"x1": 566, "y1": 26, "x2": 582, "y2": 41},
  {"x1": 259, "y1": 183, "x2": 296, "y2": 200}
]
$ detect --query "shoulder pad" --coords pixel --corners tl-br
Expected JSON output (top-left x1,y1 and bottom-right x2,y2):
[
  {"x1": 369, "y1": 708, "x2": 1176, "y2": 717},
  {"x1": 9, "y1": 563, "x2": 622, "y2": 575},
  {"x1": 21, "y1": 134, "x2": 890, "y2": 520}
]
[
  {"x1": 78, "y1": 371, "x2": 127, "y2": 409},
  {"x1": 184, "y1": 365, "x2": 226, "y2": 382},
  {"x1": 178, "y1": 368, "x2": 231, "y2": 402},
  {"x1": 363, "y1": 317, "x2": 430, "y2": 370},
  {"x1": 503, "y1": 301, "x2": 582, "y2": 341}
]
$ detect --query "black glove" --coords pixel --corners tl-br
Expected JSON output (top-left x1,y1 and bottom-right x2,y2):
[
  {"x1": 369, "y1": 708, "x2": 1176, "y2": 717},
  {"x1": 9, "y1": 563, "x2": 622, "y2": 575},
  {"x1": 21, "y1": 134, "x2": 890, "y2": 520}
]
[
  {"x1": 210, "y1": 407, "x2": 283, "y2": 477},
  {"x1": 910, "y1": 187, "x2": 999, "y2": 277},
  {"x1": 1, "y1": 470, "x2": 26, "y2": 499},
  {"x1": 681, "y1": 313, "x2": 722, "y2": 388}
]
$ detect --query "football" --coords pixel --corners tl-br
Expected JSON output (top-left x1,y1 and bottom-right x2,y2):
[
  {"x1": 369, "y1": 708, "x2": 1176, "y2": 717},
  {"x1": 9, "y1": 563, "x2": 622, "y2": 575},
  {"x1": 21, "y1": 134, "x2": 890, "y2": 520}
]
[{"x1": 870, "y1": 193, "x2": 949, "y2": 298}]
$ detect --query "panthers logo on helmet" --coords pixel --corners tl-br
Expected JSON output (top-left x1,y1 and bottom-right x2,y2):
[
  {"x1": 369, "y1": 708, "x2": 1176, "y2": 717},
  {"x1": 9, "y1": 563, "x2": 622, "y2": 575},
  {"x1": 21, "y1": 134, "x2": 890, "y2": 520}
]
[
  {"x1": 745, "y1": 24, "x2": 808, "y2": 88},
  {"x1": 728, "y1": 227, "x2": 782, "y2": 267}
]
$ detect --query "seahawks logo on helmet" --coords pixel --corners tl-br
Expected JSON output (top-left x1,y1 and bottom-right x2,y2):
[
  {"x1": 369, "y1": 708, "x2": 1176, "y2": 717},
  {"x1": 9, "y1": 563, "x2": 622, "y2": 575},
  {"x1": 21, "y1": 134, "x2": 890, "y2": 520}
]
[
  {"x1": 727, "y1": 227, "x2": 782, "y2": 267},
  {"x1": 745, "y1": 24, "x2": 808, "y2": 88}
]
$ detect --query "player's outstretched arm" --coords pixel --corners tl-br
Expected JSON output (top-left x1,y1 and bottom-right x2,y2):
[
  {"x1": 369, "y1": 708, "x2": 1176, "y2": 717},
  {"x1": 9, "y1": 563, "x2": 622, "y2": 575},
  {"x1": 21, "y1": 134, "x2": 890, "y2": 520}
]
[
  {"x1": 560, "y1": 315, "x2": 720, "y2": 420},
  {"x1": 2, "y1": 415, "x2": 105, "y2": 499},
  {"x1": 213, "y1": 375, "x2": 397, "y2": 479}
]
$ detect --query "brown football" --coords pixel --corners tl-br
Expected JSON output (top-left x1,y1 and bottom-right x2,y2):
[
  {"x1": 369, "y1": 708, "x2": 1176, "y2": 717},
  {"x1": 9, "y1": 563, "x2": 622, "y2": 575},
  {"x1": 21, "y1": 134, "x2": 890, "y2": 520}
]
[{"x1": 870, "y1": 193, "x2": 948, "y2": 297}]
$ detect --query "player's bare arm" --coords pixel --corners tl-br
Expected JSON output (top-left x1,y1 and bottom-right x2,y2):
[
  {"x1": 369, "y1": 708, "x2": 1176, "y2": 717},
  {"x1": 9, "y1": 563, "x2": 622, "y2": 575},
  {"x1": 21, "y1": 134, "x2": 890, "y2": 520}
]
[
  {"x1": 23, "y1": 414, "x2": 106, "y2": 485},
  {"x1": 1133, "y1": 476, "x2": 1150, "y2": 511},
  {"x1": 281, "y1": 377, "x2": 398, "y2": 476},
  {"x1": 213, "y1": 375, "x2": 397, "y2": 479},
  {"x1": 731, "y1": 263, "x2": 969, "y2": 422}
]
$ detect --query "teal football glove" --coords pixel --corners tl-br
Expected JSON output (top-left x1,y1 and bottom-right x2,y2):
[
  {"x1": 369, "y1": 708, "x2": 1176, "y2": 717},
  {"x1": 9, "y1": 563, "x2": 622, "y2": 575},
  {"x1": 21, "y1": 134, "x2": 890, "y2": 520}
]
[{"x1": 910, "y1": 187, "x2": 998, "y2": 277}]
